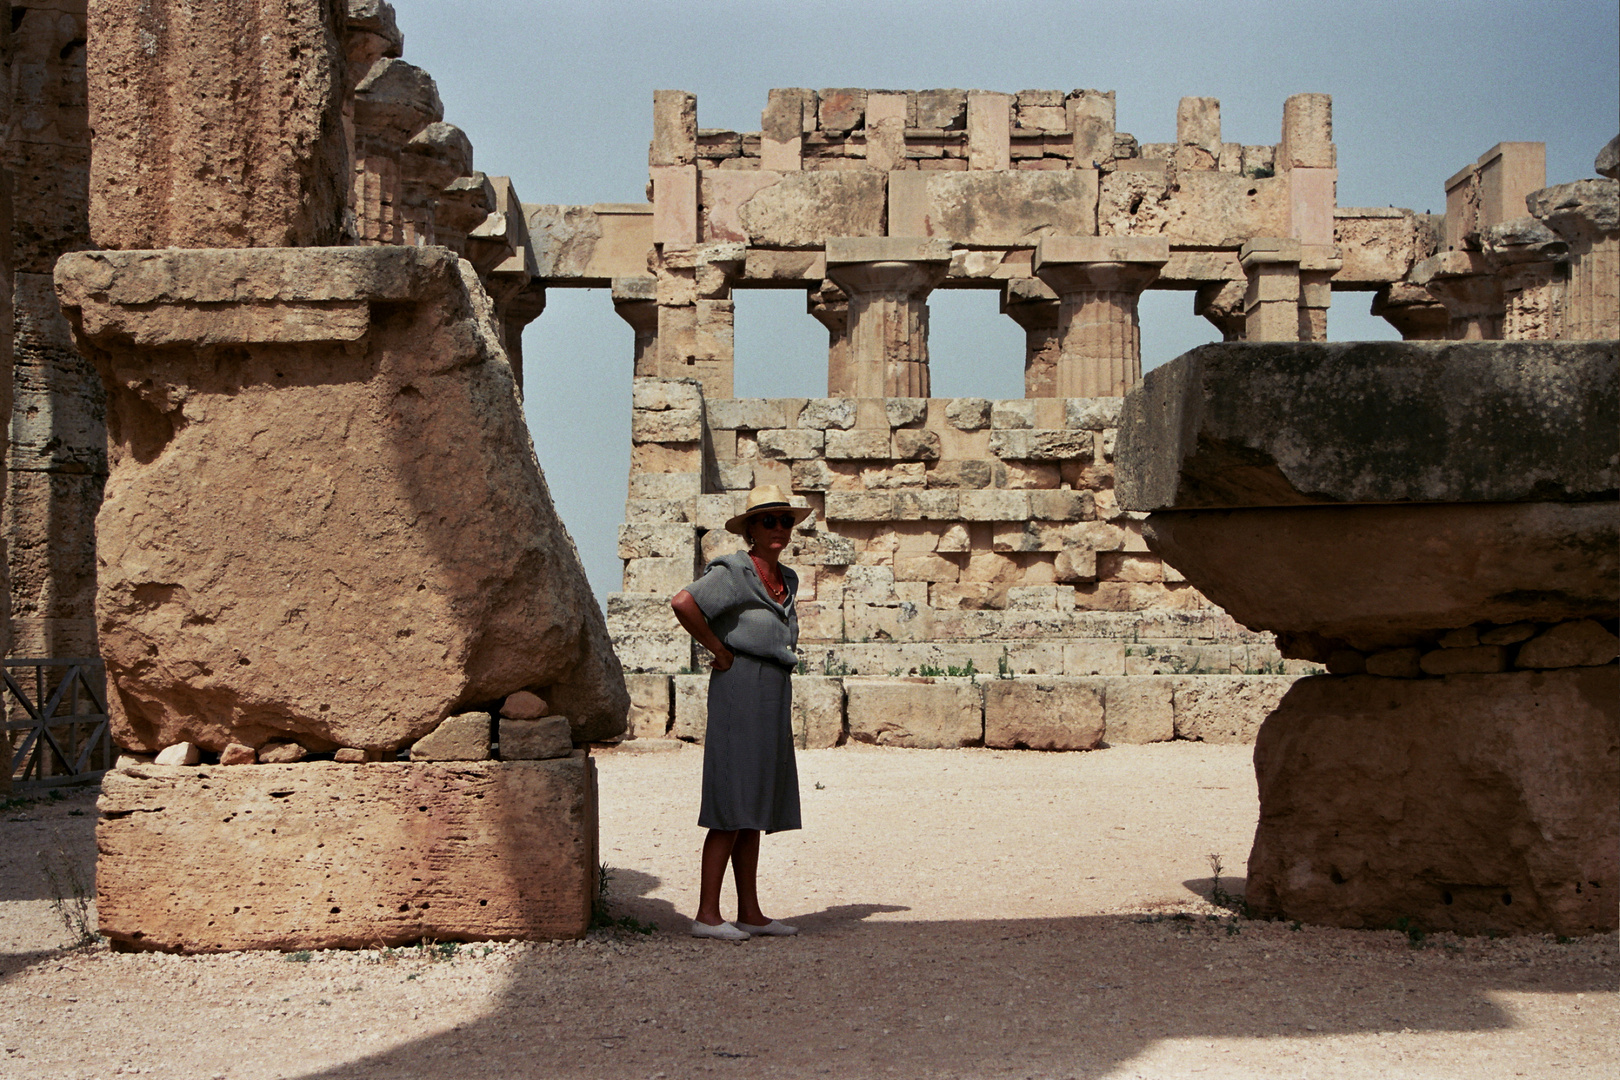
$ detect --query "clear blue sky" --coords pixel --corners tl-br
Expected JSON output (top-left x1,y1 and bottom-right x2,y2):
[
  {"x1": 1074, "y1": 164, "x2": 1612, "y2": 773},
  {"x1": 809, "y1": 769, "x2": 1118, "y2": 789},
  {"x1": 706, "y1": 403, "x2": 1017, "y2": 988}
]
[{"x1": 389, "y1": 0, "x2": 1619, "y2": 598}]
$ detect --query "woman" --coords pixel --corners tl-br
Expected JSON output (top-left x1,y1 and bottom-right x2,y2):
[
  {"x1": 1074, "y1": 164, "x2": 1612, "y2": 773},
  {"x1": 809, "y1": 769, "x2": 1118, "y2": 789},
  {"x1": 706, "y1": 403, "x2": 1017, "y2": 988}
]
[{"x1": 670, "y1": 484, "x2": 811, "y2": 940}]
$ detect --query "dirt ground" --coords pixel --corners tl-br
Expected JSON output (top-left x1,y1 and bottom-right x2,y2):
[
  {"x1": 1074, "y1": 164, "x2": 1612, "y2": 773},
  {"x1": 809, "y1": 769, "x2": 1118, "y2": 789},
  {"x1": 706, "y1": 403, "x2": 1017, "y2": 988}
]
[{"x1": 1, "y1": 742, "x2": 1614, "y2": 1079}]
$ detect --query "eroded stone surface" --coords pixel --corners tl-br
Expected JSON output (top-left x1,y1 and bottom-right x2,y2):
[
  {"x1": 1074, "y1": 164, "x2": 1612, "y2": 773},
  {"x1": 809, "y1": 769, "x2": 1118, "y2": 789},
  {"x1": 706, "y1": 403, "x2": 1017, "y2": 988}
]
[
  {"x1": 983, "y1": 678, "x2": 1104, "y2": 750},
  {"x1": 1247, "y1": 669, "x2": 1619, "y2": 937},
  {"x1": 87, "y1": 0, "x2": 349, "y2": 248},
  {"x1": 1141, "y1": 502, "x2": 1618, "y2": 652},
  {"x1": 1118, "y1": 341, "x2": 1619, "y2": 511},
  {"x1": 844, "y1": 678, "x2": 982, "y2": 749},
  {"x1": 56, "y1": 246, "x2": 627, "y2": 753},
  {"x1": 96, "y1": 756, "x2": 598, "y2": 951}
]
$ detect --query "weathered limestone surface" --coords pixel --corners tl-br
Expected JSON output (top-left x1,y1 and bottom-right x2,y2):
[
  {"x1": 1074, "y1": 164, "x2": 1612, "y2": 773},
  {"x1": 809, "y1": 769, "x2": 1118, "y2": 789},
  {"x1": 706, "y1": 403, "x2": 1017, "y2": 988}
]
[
  {"x1": 56, "y1": 246, "x2": 628, "y2": 753},
  {"x1": 1142, "y1": 503, "x2": 1618, "y2": 651},
  {"x1": 983, "y1": 678, "x2": 1103, "y2": 750},
  {"x1": 1118, "y1": 341, "x2": 1618, "y2": 511},
  {"x1": 96, "y1": 756, "x2": 599, "y2": 951},
  {"x1": 86, "y1": 0, "x2": 349, "y2": 248},
  {"x1": 844, "y1": 678, "x2": 982, "y2": 748},
  {"x1": 1248, "y1": 670, "x2": 1618, "y2": 936}
]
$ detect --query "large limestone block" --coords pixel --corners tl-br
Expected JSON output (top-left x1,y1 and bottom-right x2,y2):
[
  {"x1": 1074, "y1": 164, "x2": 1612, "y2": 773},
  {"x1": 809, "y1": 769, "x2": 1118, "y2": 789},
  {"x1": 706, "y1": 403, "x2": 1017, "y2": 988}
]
[
  {"x1": 1247, "y1": 669, "x2": 1618, "y2": 937},
  {"x1": 983, "y1": 678, "x2": 1104, "y2": 750},
  {"x1": 1170, "y1": 675, "x2": 1297, "y2": 744},
  {"x1": 96, "y1": 756, "x2": 599, "y2": 951},
  {"x1": 845, "y1": 678, "x2": 982, "y2": 748},
  {"x1": 87, "y1": 0, "x2": 348, "y2": 248},
  {"x1": 1118, "y1": 341, "x2": 1618, "y2": 511},
  {"x1": 55, "y1": 247, "x2": 628, "y2": 753},
  {"x1": 1142, "y1": 502, "x2": 1618, "y2": 652},
  {"x1": 791, "y1": 675, "x2": 844, "y2": 749},
  {"x1": 735, "y1": 172, "x2": 887, "y2": 249},
  {"x1": 1098, "y1": 677, "x2": 1173, "y2": 744},
  {"x1": 1098, "y1": 170, "x2": 1289, "y2": 246},
  {"x1": 671, "y1": 674, "x2": 710, "y2": 742},
  {"x1": 624, "y1": 674, "x2": 672, "y2": 739},
  {"x1": 888, "y1": 171, "x2": 1099, "y2": 245}
]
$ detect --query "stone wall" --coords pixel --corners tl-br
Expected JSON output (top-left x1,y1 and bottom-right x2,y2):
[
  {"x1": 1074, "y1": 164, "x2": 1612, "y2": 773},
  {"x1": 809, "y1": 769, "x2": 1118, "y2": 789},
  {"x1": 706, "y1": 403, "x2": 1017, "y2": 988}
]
[{"x1": 607, "y1": 374, "x2": 1309, "y2": 748}]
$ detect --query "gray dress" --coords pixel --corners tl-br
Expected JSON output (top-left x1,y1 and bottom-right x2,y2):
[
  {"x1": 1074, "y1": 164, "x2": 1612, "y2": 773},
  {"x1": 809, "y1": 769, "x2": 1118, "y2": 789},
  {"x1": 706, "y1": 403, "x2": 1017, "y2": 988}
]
[{"x1": 682, "y1": 552, "x2": 802, "y2": 833}]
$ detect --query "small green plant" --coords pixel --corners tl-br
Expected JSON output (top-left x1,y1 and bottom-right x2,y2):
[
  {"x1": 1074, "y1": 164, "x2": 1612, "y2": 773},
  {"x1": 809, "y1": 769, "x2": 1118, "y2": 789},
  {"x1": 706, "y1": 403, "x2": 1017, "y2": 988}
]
[
  {"x1": 795, "y1": 659, "x2": 809, "y2": 675},
  {"x1": 822, "y1": 653, "x2": 851, "y2": 677},
  {"x1": 1207, "y1": 853, "x2": 1231, "y2": 907},
  {"x1": 591, "y1": 864, "x2": 656, "y2": 936},
  {"x1": 997, "y1": 647, "x2": 1012, "y2": 679},
  {"x1": 1290, "y1": 920, "x2": 1303, "y2": 932},
  {"x1": 1244, "y1": 164, "x2": 1275, "y2": 179},
  {"x1": 287, "y1": 950, "x2": 313, "y2": 963},
  {"x1": 946, "y1": 660, "x2": 978, "y2": 678},
  {"x1": 38, "y1": 832, "x2": 98, "y2": 949},
  {"x1": 1391, "y1": 916, "x2": 1427, "y2": 949},
  {"x1": 918, "y1": 663, "x2": 945, "y2": 678},
  {"x1": 432, "y1": 941, "x2": 459, "y2": 961}
]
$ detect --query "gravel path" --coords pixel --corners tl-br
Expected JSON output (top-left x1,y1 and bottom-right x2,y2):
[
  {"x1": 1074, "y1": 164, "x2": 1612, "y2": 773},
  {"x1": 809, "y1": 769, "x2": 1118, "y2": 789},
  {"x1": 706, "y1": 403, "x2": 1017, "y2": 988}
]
[{"x1": 1, "y1": 743, "x2": 1613, "y2": 1079}]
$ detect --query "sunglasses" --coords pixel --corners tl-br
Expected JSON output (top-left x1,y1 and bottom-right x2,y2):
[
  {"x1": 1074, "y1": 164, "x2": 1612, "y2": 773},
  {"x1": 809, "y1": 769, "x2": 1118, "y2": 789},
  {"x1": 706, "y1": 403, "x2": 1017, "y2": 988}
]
[{"x1": 749, "y1": 513, "x2": 795, "y2": 530}]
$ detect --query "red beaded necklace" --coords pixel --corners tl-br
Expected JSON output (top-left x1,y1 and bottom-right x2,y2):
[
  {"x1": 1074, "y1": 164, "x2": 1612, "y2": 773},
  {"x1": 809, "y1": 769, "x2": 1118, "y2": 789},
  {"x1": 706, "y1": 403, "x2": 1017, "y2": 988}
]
[{"x1": 750, "y1": 552, "x2": 787, "y2": 602}]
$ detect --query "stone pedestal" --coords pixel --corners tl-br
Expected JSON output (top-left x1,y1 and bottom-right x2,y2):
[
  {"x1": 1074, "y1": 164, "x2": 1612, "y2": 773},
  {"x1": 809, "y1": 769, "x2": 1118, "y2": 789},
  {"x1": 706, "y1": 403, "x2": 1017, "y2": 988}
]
[
  {"x1": 1238, "y1": 239, "x2": 1302, "y2": 342},
  {"x1": 1001, "y1": 279, "x2": 1062, "y2": 397},
  {"x1": 96, "y1": 754, "x2": 599, "y2": 951},
  {"x1": 1033, "y1": 237, "x2": 1168, "y2": 398},
  {"x1": 1118, "y1": 340, "x2": 1619, "y2": 936},
  {"x1": 54, "y1": 246, "x2": 628, "y2": 756},
  {"x1": 826, "y1": 238, "x2": 952, "y2": 398}
]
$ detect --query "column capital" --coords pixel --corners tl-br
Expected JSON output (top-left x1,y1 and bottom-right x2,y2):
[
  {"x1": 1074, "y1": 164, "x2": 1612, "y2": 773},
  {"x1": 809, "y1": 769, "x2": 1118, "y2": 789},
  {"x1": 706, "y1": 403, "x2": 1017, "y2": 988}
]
[
  {"x1": 825, "y1": 237, "x2": 951, "y2": 297},
  {"x1": 1033, "y1": 236, "x2": 1168, "y2": 294},
  {"x1": 1238, "y1": 237, "x2": 1302, "y2": 269}
]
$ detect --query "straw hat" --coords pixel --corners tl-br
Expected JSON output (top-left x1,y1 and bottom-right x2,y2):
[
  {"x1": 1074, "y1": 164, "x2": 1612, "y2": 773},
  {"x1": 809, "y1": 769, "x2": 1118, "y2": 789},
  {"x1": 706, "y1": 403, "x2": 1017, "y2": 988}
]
[{"x1": 724, "y1": 484, "x2": 813, "y2": 536}]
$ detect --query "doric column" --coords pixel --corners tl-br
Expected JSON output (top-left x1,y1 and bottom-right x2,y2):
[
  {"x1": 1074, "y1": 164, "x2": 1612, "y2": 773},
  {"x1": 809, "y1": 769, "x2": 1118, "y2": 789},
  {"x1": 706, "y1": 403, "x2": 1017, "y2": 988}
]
[
  {"x1": 807, "y1": 280, "x2": 852, "y2": 396},
  {"x1": 1239, "y1": 239, "x2": 1303, "y2": 342},
  {"x1": 1528, "y1": 179, "x2": 1620, "y2": 340},
  {"x1": 1033, "y1": 237, "x2": 1168, "y2": 397},
  {"x1": 825, "y1": 238, "x2": 952, "y2": 398},
  {"x1": 613, "y1": 276, "x2": 659, "y2": 377},
  {"x1": 350, "y1": 59, "x2": 443, "y2": 245},
  {"x1": 498, "y1": 286, "x2": 547, "y2": 392},
  {"x1": 1409, "y1": 251, "x2": 1504, "y2": 340},
  {"x1": 1000, "y1": 279, "x2": 1062, "y2": 397},
  {"x1": 1371, "y1": 283, "x2": 1451, "y2": 340}
]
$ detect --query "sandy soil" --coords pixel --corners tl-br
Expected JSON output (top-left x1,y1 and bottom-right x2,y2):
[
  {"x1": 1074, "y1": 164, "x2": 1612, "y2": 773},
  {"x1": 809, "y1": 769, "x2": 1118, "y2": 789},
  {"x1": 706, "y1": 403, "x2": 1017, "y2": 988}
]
[{"x1": 1, "y1": 742, "x2": 1613, "y2": 1079}]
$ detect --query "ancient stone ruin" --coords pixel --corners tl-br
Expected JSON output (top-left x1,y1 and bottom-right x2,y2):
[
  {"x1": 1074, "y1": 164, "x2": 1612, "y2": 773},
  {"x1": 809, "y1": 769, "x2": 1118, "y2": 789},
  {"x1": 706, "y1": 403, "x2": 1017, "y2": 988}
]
[
  {"x1": 2, "y1": 0, "x2": 625, "y2": 951},
  {"x1": 0, "y1": 0, "x2": 1613, "y2": 944},
  {"x1": 1117, "y1": 340, "x2": 1617, "y2": 936}
]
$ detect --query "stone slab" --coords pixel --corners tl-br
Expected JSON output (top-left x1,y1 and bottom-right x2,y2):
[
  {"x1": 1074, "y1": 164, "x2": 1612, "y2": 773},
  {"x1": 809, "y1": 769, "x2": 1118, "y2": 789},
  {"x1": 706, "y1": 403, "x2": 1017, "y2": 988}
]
[
  {"x1": 1247, "y1": 669, "x2": 1618, "y2": 937},
  {"x1": 96, "y1": 756, "x2": 599, "y2": 951},
  {"x1": 844, "y1": 678, "x2": 983, "y2": 748},
  {"x1": 1142, "y1": 502, "x2": 1618, "y2": 652},
  {"x1": 983, "y1": 678, "x2": 1104, "y2": 750},
  {"x1": 1171, "y1": 675, "x2": 1296, "y2": 744},
  {"x1": 888, "y1": 171, "x2": 1099, "y2": 245},
  {"x1": 1117, "y1": 341, "x2": 1619, "y2": 511}
]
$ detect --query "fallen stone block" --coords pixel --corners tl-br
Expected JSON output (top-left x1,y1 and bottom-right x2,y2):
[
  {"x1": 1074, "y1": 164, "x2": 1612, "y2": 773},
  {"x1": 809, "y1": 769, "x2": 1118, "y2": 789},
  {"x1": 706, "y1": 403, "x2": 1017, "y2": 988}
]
[
  {"x1": 1247, "y1": 669, "x2": 1618, "y2": 937},
  {"x1": 153, "y1": 742, "x2": 199, "y2": 766},
  {"x1": 984, "y1": 678, "x2": 1104, "y2": 750},
  {"x1": 1516, "y1": 619, "x2": 1619, "y2": 669},
  {"x1": 96, "y1": 756, "x2": 599, "y2": 951},
  {"x1": 501, "y1": 691, "x2": 549, "y2": 720},
  {"x1": 499, "y1": 717, "x2": 573, "y2": 760},
  {"x1": 790, "y1": 676, "x2": 844, "y2": 749},
  {"x1": 258, "y1": 742, "x2": 307, "y2": 765},
  {"x1": 409, "y1": 713, "x2": 491, "y2": 762},
  {"x1": 219, "y1": 744, "x2": 256, "y2": 766},
  {"x1": 844, "y1": 678, "x2": 982, "y2": 748}
]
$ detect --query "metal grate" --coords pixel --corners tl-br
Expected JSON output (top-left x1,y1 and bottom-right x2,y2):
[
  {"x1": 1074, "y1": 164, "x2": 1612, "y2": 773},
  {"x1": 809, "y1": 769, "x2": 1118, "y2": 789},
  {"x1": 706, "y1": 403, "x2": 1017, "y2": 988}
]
[{"x1": 5, "y1": 658, "x2": 111, "y2": 788}]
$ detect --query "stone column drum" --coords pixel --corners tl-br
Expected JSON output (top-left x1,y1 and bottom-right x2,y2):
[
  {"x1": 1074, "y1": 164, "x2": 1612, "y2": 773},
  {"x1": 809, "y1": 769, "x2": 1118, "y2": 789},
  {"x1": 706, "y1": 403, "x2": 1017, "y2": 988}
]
[
  {"x1": 1000, "y1": 279, "x2": 1063, "y2": 398},
  {"x1": 1033, "y1": 237, "x2": 1168, "y2": 398},
  {"x1": 1118, "y1": 340, "x2": 1618, "y2": 938},
  {"x1": 825, "y1": 237, "x2": 951, "y2": 398}
]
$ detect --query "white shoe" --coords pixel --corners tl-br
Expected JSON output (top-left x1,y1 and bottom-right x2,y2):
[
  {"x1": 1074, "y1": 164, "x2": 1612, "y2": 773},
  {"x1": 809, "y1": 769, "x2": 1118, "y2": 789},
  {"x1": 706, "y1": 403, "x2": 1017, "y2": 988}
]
[
  {"x1": 737, "y1": 919, "x2": 799, "y2": 936},
  {"x1": 690, "y1": 920, "x2": 750, "y2": 941}
]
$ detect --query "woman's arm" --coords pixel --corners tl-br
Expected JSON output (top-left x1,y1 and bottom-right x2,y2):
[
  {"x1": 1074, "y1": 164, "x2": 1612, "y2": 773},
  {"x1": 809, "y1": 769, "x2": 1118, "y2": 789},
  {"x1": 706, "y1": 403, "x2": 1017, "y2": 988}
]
[{"x1": 671, "y1": 590, "x2": 735, "y2": 671}]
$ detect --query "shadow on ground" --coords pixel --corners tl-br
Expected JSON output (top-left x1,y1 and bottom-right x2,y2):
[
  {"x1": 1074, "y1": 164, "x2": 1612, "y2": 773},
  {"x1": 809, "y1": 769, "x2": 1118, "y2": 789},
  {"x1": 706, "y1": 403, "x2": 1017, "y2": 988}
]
[{"x1": 282, "y1": 864, "x2": 1608, "y2": 1080}]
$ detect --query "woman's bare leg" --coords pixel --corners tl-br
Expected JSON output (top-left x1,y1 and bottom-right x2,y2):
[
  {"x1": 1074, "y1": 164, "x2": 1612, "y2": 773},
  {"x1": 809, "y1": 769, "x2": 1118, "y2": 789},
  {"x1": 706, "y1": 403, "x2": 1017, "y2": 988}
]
[
  {"x1": 730, "y1": 829, "x2": 769, "y2": 926},
  {"x1": 696, "y1": 829, "x2": 738, "y2": 925}
]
